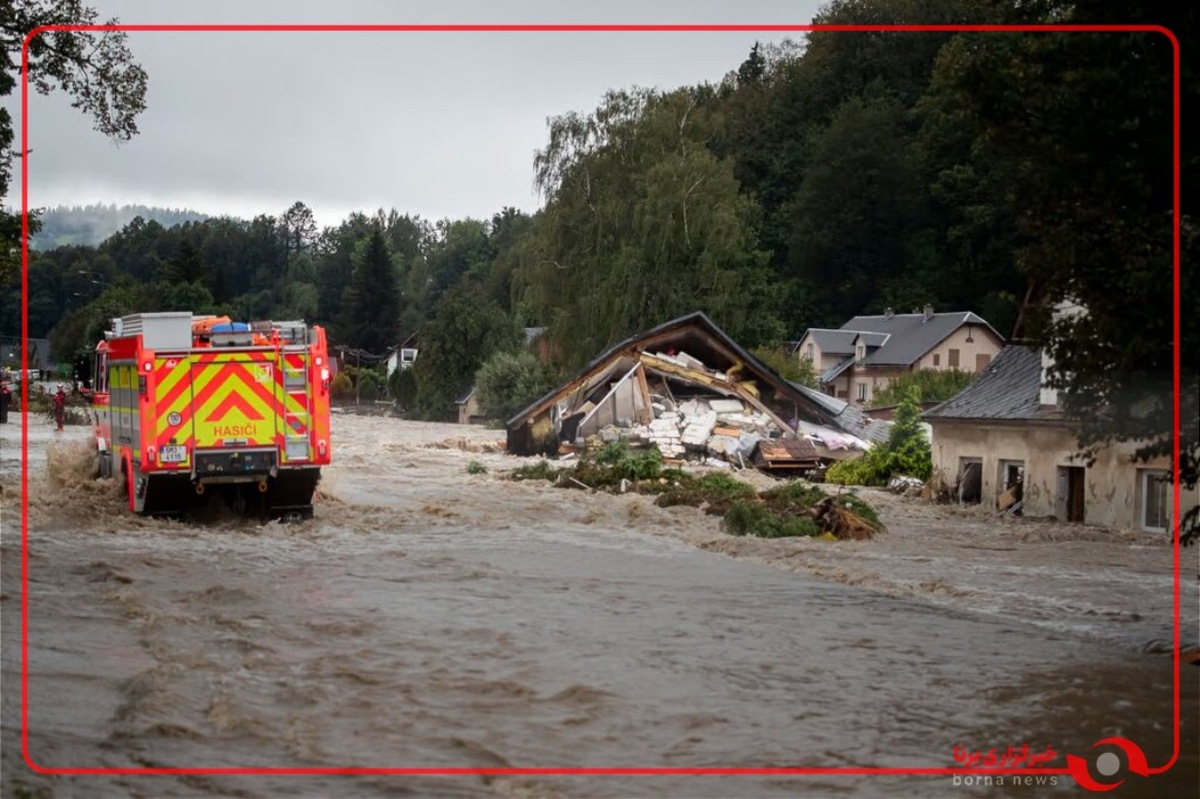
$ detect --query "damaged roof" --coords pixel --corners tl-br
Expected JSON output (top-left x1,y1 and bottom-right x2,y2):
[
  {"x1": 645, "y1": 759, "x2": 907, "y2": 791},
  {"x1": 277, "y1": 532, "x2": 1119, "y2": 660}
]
[
  {"x1": 506, "y1": 311, "x2": 844, "y2": 432},
  {"x1": 791, "y1": 383, "x2": 892, "y2": 444},
  {"x1": 921, "y1": 345, "x2": 1056, "y2": 422}
]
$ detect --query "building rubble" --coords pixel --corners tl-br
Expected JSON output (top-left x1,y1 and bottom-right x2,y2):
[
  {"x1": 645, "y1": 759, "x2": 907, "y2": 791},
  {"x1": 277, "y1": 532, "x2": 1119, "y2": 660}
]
[{"x1": 506, "y1": 313, "x2": 881, "y2": 474}]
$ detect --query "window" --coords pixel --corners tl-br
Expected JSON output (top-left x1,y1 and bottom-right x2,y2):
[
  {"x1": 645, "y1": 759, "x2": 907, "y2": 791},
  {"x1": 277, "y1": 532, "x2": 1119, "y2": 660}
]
[
  {"x1": 975, "y1": 353, "x2": 991, "y2": 372},
  {"x1": 1141, "y1": 469, "x2": 1170, "y2": 531},
  {"x1": 856, "y1": 382, "x2": 867, "y2": 402},
  {"x1": 948, "y1": 348, "x2": 960, "y2": 368},
  {"x1": 933, "y1": 354, "x2": 940, "y2": 367},
  {"x1": 806, "y1": 342, "x2": 815, "y2": 361},
  {"x1": 856, "y1": 342, "x2": 866, "y2": 362}
]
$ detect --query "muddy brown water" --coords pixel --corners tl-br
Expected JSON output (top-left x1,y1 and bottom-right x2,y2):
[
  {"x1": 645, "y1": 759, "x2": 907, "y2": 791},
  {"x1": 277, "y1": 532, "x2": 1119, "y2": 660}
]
[{"x1": 2, "y1": 412, "x2": 1196, "y2": 798}]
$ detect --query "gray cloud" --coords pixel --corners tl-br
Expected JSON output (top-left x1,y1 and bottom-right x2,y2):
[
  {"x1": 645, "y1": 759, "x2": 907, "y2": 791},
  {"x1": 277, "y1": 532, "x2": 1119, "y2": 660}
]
[{"x1": 8, "y1": 0, "x2": 822, "y2": 228}]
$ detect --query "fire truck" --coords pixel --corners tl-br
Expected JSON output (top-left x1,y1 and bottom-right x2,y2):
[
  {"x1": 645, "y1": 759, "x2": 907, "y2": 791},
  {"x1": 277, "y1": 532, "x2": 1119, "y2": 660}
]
[{"x1": 83, "y1": 312, "x2": 332, "y2": 520}]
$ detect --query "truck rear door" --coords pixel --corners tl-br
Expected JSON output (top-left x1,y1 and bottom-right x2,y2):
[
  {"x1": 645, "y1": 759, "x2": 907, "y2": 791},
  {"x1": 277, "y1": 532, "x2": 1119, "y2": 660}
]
[{"x1": 189, "y1": 351, "x2": 280, "y2": 450}]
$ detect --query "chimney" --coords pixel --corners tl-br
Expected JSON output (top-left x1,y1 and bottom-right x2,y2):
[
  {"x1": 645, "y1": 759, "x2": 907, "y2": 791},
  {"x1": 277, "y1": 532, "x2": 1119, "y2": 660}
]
[
  {"x1": 884, "y1": 307, "x2": 894, "y2": 320},
  {"x1": 922, "y1": 304, "x2": 934, "y2": 322}
]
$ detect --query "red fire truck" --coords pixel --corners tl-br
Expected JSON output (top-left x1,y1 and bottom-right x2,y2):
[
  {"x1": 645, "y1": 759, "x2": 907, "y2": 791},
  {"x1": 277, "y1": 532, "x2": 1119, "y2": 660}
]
[{"x1": 84, "y1": 312, "x2": 332, "y2": 520}]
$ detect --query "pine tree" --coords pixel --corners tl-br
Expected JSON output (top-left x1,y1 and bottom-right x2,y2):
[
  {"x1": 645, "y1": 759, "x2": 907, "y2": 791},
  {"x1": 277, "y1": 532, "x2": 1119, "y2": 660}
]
[{"x1": 343, "y1": 228, "x2": 401, "y2": 353}]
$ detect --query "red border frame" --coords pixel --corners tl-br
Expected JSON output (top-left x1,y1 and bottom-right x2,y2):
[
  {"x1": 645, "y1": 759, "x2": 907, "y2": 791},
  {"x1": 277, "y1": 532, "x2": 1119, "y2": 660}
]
[{"x1": 16, "y1": 20, "x2": 1180, "y2": 782}]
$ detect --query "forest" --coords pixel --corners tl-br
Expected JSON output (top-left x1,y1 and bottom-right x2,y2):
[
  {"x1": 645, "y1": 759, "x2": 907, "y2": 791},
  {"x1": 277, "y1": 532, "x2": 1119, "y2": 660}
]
[{"x1": 2, "y1": 0, "x2": 1193, "y2": 450}]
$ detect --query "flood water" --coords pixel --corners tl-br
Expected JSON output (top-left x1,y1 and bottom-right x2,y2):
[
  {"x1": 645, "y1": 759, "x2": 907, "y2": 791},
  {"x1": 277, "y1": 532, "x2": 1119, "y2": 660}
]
[{"x1": 2, "y1": 412, "x2": 1196, "y2": 798}]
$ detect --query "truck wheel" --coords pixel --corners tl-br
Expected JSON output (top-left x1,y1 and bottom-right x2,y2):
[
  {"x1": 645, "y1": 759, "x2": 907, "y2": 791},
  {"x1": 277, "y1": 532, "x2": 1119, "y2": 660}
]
[{"x1": 122, "y1": 453, "x2": 135, "y2": 512}]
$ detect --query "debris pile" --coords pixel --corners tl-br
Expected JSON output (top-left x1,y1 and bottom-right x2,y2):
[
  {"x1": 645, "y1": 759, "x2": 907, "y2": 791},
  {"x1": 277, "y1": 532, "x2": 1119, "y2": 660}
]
[
  {"x1": 573, "y1": 350, "x2": 863, "y2": 474},
  {"x1": 505, "y1": 312, "x2": 879, "y2": 470}
]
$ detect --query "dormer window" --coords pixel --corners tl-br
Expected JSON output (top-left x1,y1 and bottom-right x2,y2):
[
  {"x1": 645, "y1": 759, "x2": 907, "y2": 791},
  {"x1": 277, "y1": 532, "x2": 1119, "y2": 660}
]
[{"x1": 855, "y1": 342, "x2": 866, "y2": 361}]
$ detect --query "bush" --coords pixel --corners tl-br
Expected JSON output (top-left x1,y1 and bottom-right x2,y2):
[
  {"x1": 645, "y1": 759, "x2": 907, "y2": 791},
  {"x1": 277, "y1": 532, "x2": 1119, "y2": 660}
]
[
  {"x1": 760, "y1": 482, "x2": 828, "y2": 512},
  {"x1": 869, "y1": 368, "x2": 975, "y2": 408},
  {"x1": 723, "y1": 500, "x2": 821, "y2": 538},
  {"x1": 654, "y1": 471, "x2": 758, "y2": 514},
  {"x1": 826, "y1": 388, "x2": 931, "y2": 486},
  {"x1": 330, "y1": 372, "x2": 353, "y2": 399},
  {"x1": 475, "y1": 349, "x2": 556, "y2": 422},
  {"x1": 467, "y1": 461, "x2": 488, "y2": 475},
  {"x1": 573, "y1": 442, "x2": 664, "y2": 486},
  {"x1": 510, "y1": 460, "x2": 561, "y2": 481},
  {"x1": 389, "y1": 367, "x2": 418, "y2": 408},
  {"x1": 356, "y1": 368, "x2": 386, "y2": 401}
]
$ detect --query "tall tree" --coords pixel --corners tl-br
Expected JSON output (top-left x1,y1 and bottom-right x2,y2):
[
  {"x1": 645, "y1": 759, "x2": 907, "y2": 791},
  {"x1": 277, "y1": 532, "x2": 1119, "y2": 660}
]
[
  {"x1": 341, "y1": 227, "x2": 401, "y2": 353},
  {"x1": 928, "y1": 1, "x2": 1197, "y2": 541},
  {"x1": 277, "y1": 201, "x2": 318, "y2": 262},
  {"x1": 412, "y1": 281, "x2": 521, "y2": 420},
  {"x1": 519, "y1": 86, "x2": 774, "y2": 368}
]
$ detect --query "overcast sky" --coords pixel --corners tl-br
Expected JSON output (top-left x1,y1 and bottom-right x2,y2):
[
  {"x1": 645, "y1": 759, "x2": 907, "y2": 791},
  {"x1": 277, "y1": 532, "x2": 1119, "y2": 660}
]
[{"x1": 7, "y1": 0, "x2": 825, "y2": 229}]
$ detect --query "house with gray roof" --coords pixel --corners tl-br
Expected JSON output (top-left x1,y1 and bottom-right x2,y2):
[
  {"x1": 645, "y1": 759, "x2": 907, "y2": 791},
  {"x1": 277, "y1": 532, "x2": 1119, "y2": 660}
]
[
  {"x1": 795, "y1": 305, "x2": 1005, "y2": 406},
  {"x1": 921, "y1": 345, "x2": 1194, "y2": 532}
]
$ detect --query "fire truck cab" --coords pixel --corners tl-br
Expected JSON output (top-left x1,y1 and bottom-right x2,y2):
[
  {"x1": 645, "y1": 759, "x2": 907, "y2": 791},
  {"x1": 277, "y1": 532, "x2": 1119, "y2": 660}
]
[{"x1": 86, "y1": 312, "x2": 332, "y2": 520}]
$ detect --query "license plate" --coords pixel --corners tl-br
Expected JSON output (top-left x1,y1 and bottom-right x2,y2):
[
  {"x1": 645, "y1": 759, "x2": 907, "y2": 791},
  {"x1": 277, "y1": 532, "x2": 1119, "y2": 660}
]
[{"x1": 160, "y1": 445, "x2": 188, "y2": 463}]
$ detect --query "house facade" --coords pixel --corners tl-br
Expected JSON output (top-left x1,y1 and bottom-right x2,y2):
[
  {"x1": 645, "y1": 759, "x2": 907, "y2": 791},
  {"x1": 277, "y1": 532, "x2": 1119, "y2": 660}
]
[
  {"x1": 796, "y1": 307, "x2": 1004, "y2": 405},
  {"x1": 384, "y1": 332, "x2": 420, "y2": 378},
  {"x1": 922, "y1": 345, "x2": 1195, "y2": 533}
]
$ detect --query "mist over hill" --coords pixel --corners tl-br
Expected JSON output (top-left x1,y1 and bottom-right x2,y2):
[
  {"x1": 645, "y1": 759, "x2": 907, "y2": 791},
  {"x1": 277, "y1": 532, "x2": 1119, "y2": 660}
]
[{"x1": 30, "y1": 203, "x2": 211, "y2": 249}]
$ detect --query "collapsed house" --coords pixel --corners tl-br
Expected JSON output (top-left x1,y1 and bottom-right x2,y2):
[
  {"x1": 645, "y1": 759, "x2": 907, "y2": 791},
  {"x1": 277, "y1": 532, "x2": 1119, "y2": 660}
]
[{"x1": 505, "y1": 312, "x2": 881, "y2": 473}]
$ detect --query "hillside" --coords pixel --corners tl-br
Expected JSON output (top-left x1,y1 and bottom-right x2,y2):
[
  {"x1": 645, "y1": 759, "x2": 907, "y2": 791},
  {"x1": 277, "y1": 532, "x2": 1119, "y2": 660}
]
[{"x1": 30, "y1": 203, "x2": 210, "y2": 249}]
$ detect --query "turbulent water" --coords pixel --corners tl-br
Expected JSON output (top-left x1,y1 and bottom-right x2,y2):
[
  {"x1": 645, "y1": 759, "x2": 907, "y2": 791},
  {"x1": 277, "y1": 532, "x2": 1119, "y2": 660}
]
[{"x1": 2, "y1": 412, "x2": 1196, "y2": 798}]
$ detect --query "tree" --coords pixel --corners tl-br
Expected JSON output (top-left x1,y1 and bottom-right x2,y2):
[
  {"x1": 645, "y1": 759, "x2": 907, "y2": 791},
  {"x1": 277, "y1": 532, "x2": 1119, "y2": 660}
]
[
  {"x1": 519, "y1": 86, "x2": 774, "y2": 368},
  {"x1": 868, "y1": 368, "x2": 975, "y2": 408},
  {"x1": 412, "y1": 282, "x2": 522, "y2": 420},
  {"x1": 1, "y1": 0, "x2": 148, "y2": 286},
  {"x1": 341, "y1": 228, "x2": 401, "y2": 353},
  {"x1": 927, "y1": 3, "x2": 1197, "y2": 543},
  {"x1": 163, "y1": 239, "x2": 206, "y2": 285},
  {"x1": 277, "y1": 201, "x2": 318, "y2": 262},
  {"x1": 475, "y1": 349, "x2": 556, "y2": 423}
]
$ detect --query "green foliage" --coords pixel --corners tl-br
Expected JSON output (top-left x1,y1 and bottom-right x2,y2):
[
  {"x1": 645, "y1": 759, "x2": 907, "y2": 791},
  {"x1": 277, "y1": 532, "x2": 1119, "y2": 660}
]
[
  {"x1": 654, "y1": 471, "x2": 758, "y2": 515},
  {"x1": 751, "y1": 344, "x2": 819, "y2": 388},
  {"x1": 573, "y1": 442, "x2": 664, "y2": 486},
  {"x1": 868, "y1": 368, "x2": 975, "y2": 408},
  {"x1": 355, "y1": 368, "x2": 386, "y2": 401},
  {"x1": 475, "y1": 349, "x2": 555, "y2": 423},
  {"x1": 1, "y1": 0, "x2": 149, "y2": 288},
  {"x1": 466, "y1": 461, "x2": 488, "y2": 475},
  {"x1": 329, "y1": 372, "x2": 352, "y2": 400},
  {"x1": 342, "y1": 228, "x2": 401, "y2": 353},
  {"x1": 825, "y1": 458, "x2": 879, "y2": 487},
  {"x1": 517, "y1": 86, "x2": 774, "y2": 368},
  {"x1": 724, "y1": 501, "x2": 821, "y2": 538},
  {"x1": 760, "y1": 481, "x2": 828, "y2": 512},
  {"x1": 388, "y1": 366, "x2": 418, "y2": 408},
  {"x1": 837, "y1": 492, "x2": 882, "y2": 529},
  {"x1": 827, "y1": 388, "x2": 931, "y2": 485},
  {"x1": 413, "y1": 281, "x2": 522, "y2": 420},
  {"x1": 509, "y1": 460, "x2": 561, "y2": 482}
]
